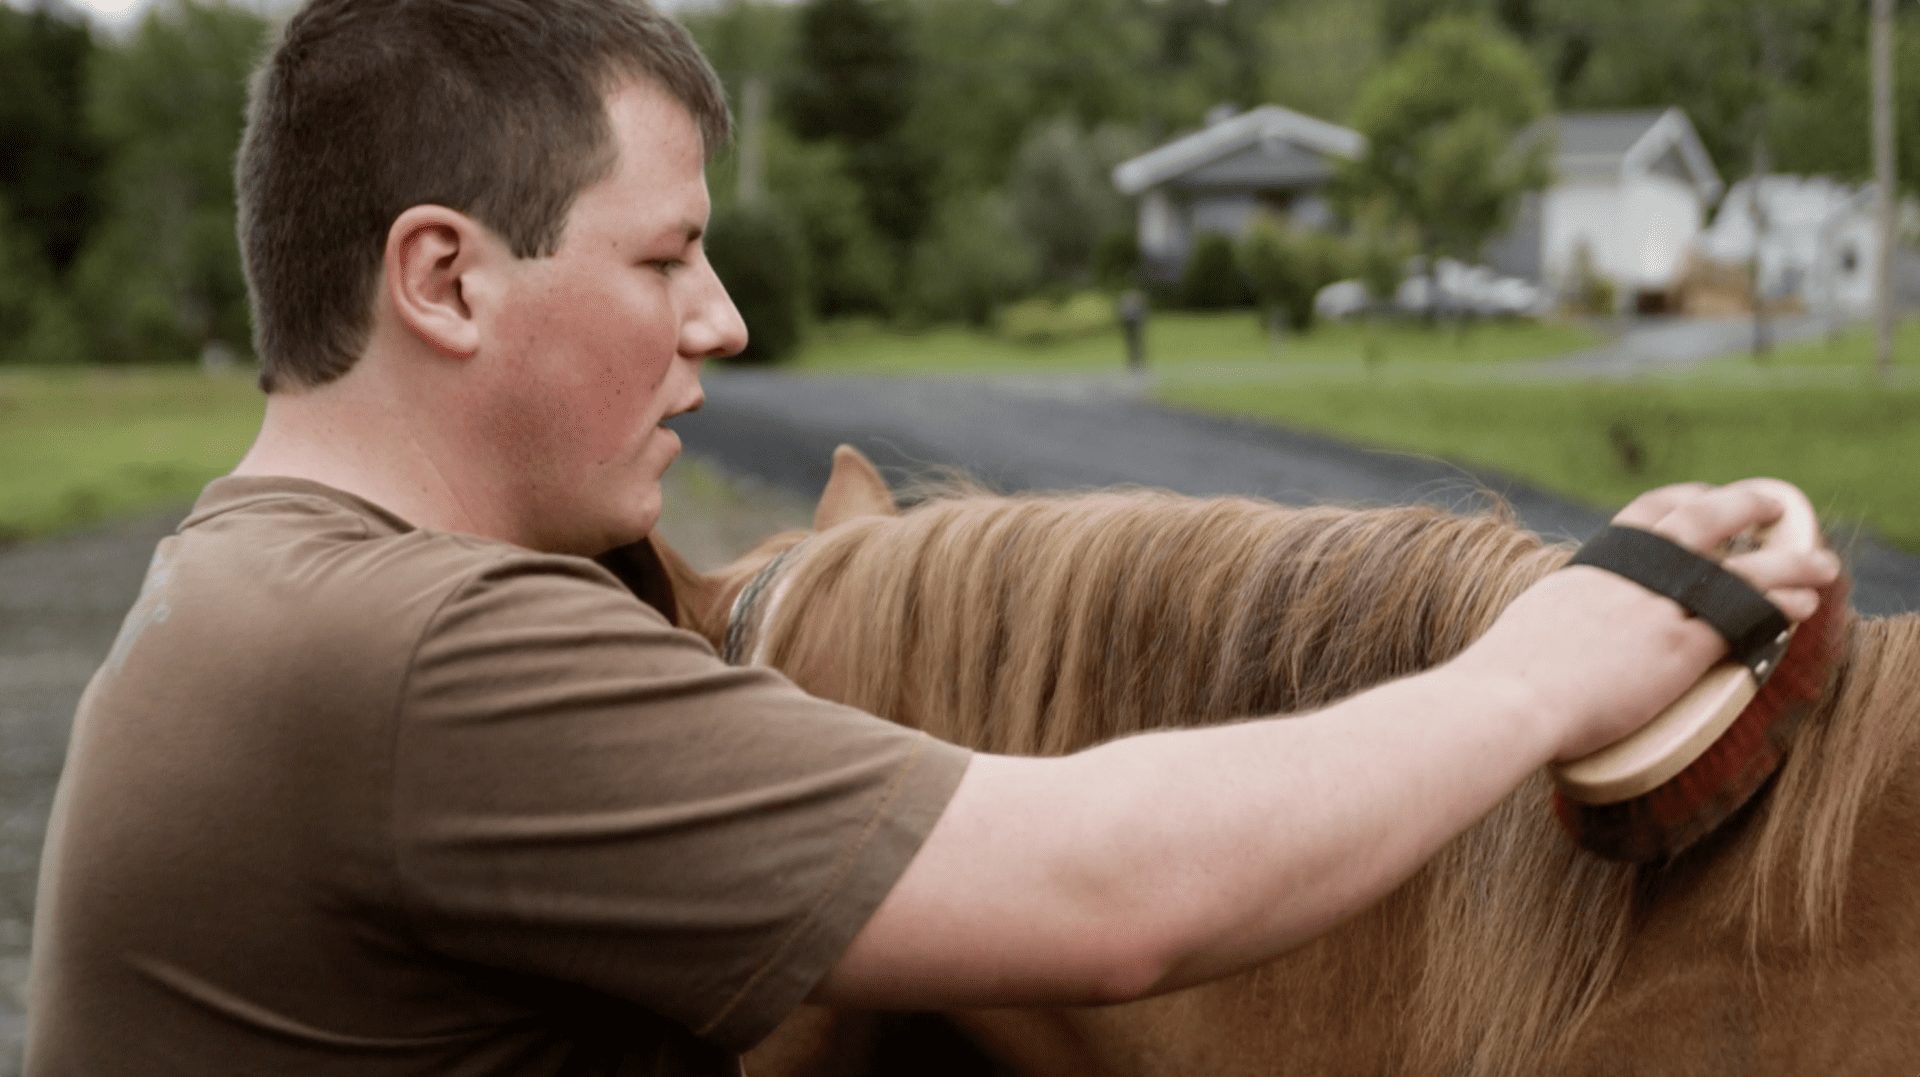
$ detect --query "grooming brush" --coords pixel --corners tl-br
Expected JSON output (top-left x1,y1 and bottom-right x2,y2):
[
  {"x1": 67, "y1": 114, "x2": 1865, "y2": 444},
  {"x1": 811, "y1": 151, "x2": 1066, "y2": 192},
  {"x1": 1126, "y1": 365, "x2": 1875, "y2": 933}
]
[{"x1": 1549, "y1": 478, "x2": 1848, "y2": 862}]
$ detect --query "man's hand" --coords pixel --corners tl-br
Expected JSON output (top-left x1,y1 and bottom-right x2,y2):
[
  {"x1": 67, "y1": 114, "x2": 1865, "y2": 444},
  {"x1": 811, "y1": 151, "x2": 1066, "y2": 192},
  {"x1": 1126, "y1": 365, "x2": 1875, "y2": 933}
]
[{"x1": 1456, "y1": 479, "x2": 1842, "y2": 762}]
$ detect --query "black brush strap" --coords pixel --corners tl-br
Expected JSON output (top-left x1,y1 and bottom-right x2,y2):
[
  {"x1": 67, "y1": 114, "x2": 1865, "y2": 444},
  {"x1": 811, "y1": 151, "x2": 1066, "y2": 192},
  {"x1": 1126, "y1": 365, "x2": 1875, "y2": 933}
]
[{"x1": 1569, "y1": 526, "x2": 1791, "y2": 677}]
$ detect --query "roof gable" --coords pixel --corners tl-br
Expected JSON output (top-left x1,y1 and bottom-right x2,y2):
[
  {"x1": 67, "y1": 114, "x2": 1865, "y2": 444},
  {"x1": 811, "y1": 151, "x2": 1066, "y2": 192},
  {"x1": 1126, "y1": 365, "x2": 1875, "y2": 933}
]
[
  {"x1": 1113, "y1": 105, "x2": 1364, "y2": 195},
  {"x1": 1547, "y1": 108, "x2": 1723, "y2": 201}
]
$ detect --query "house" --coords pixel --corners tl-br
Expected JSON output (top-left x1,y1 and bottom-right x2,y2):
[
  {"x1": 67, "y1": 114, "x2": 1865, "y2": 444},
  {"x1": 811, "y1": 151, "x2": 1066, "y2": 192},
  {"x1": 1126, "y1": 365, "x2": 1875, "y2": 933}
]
[
  {"x1": 1110, "y1": 105, "x2": 1364, "y2": 282},
  {"x1": 1486, "y1": 108, "x2": 1724, "y2": 311},
  {"x1": 1113, "y1": 104, "x2": 1724, "y2": 312},
  {"x1": 1694, "y1": 176, "x2": 1893, "y2": 317}
]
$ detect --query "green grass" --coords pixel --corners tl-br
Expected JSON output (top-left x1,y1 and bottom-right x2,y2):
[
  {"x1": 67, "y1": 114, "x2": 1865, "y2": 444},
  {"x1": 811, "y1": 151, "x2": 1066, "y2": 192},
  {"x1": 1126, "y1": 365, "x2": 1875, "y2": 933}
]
[
  {"x1": 788, "y1": 313, "x2": 1604, "y2": 374},
  {"x1": 1160, "y1": 373, "x2": 1920, "y2": 551},
  {"x1": 1707, "y1": 315, "x2": 1920, "y2": 372},
  {"x1": 0, "y1": 366, "x2": 262, "y2": 543}
]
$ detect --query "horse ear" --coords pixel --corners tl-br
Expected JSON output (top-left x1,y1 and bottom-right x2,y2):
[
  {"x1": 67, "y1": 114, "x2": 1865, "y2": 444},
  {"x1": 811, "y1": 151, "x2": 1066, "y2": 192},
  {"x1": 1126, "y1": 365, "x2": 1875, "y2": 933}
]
[
  {"x1": 650, "y1": 533, "x2": 729, "y2": 645},
  {"x1": 814, "y1": 444, "x2": 897, "y2": 530}
]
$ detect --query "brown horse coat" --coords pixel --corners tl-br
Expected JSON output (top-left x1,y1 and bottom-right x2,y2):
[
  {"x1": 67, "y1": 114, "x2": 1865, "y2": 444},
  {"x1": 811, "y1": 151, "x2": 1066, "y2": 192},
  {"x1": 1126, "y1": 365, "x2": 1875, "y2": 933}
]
[{"x1": 661, "y1": 447, "x2": 1920, "y2": 1076}]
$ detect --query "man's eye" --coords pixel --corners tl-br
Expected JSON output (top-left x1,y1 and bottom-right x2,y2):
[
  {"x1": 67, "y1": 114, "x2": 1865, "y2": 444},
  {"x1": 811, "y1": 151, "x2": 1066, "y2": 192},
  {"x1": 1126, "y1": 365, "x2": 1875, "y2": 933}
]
[{"x1": 648, "y1": 259, "x2": 686, "y2": 275}]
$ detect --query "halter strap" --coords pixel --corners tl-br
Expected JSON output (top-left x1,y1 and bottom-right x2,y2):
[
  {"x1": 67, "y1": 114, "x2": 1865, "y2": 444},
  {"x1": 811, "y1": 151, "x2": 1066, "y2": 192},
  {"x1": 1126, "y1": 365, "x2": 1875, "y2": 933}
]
[{"x1": 721, "y1": 540, "x2": 808, "y2": 665}]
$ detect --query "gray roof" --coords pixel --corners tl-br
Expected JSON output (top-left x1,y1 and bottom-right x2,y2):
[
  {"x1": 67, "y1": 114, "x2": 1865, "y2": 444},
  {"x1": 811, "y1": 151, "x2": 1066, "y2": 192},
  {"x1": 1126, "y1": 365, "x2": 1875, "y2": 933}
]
[
  {"x1": 1112, "y1": 106, "x2": 1365, "y2": 196},
  {"x1": 1552, "y1": 110, "x2": 1671, "y2": 161},
  {"x1": 1540, "y1": 108, "x2": 1724, "y2": 201}
]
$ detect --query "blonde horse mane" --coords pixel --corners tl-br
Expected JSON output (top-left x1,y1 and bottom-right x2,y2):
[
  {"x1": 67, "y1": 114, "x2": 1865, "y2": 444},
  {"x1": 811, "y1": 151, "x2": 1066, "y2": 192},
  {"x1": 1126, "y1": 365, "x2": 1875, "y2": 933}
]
[{"x1": 747, "y1": 486, "x2": 1918, "y2": 1074}]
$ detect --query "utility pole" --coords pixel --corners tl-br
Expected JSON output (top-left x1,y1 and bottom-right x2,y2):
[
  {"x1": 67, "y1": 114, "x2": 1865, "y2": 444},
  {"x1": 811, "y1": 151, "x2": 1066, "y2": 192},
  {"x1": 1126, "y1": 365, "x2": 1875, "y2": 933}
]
[
  {"x1": 1750, "y1": 5, "x2": 1777, "y2": 360},
  {"x1": 1872, "y1": 0, "x2": 1896, "y2": 382},
  {"x1": 736, "y1": 76, "x2": 769, "y2": 208}
]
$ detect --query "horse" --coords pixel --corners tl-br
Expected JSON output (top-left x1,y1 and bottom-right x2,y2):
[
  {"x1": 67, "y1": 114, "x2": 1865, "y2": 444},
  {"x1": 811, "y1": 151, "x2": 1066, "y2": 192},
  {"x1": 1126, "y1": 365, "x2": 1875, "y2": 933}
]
[{"x1": 657, "y1": 446, "x2": 1920, "y2": 1076}]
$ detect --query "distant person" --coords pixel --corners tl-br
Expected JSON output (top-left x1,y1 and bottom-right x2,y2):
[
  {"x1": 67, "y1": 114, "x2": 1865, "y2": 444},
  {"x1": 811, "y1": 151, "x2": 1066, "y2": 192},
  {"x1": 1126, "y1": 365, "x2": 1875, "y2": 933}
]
[
  {"x1": 1118, "y1": 287, "x2": 1148, "y2": 371},
  {"x1": 27, "y1": 1, "x2": 1837, "y2": 1073}
]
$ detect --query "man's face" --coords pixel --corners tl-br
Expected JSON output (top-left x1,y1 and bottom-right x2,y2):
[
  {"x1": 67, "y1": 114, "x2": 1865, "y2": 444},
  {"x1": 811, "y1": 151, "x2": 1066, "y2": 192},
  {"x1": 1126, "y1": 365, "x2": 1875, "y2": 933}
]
[{"x1": 476, "y1": 79, "x2": 746, "y2": 555}]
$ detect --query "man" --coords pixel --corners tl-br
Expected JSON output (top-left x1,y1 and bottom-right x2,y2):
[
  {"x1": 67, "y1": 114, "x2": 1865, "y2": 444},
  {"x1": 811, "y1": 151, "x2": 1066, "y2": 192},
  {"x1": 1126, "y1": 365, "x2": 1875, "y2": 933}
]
[{"x1": 27, "y1": 0, "x2": 1839, "y2": 1073}]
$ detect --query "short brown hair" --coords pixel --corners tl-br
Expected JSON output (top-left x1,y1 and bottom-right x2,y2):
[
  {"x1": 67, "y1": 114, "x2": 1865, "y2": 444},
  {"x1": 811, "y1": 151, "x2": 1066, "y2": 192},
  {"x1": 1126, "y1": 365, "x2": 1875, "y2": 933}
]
[{"x1": 236, "y1": 0, "x2": 731, "y2": 391}]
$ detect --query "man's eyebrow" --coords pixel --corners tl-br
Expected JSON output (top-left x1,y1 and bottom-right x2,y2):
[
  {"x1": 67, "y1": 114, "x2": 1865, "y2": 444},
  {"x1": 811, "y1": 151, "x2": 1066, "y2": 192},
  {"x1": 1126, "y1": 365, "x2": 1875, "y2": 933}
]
[{"x1": 676, "y1": 220, "x2": 704, "y2": 244}]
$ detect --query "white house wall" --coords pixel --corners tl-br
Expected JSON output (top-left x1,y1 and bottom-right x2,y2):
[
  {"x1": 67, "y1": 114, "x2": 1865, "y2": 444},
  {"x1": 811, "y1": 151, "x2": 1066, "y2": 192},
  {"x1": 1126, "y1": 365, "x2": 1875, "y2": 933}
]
[
  {"x1": 1189, "y1": 193, "x2": 1262, "y2": 241},
  {"x1": 1822, "y1": 215, "x2": 1878, "y2": 313},
  {"x1": 1540, "y1": 178, "x2": 1700, "y2": 295},
  {"x1": 1138, "y1": 189, "x2": 1184, "y2": 263},
  {"x1": 1622, "y1": 174, "x2": 1702, "y2": 291},
  {"x1": 1541, "y1": 181, "x2": 1629, "y2": 292}
]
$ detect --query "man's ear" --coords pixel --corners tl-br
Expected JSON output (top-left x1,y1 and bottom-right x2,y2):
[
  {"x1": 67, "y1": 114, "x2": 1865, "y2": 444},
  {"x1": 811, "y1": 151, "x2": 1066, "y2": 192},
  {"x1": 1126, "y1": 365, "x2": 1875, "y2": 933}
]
[
  {"x1": 814, "y1": 444, "x2": 897, "y2": 530},
  {"x1": 384, "y1": 205, "x2": 491, "y2": 359}
]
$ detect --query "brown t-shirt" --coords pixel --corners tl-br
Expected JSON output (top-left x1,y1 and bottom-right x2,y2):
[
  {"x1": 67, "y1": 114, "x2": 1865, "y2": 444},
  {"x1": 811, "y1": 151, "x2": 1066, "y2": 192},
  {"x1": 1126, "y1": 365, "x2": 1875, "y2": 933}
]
[{"x1": 28, "y1": 477, "x2": 970, "y2": 1076}]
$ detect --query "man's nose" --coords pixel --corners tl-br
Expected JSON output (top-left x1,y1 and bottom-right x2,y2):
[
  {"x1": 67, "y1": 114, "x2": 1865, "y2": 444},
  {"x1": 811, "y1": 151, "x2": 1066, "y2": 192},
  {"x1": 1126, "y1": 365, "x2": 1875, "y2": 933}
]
[{"x1": 682, "y1": 266, "x2": 749, "y2": 360}]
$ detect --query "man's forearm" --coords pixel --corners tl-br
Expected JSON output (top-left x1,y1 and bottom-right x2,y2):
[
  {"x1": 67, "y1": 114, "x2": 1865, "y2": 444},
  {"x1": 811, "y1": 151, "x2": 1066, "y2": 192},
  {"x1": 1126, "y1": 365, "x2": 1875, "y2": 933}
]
[
  {"x1": 821, "y1": 661, "x2": 1554, "y2": 1009},
  {"x1": 1062, "y1": 662, "x2": 1553, "y2": 995}
]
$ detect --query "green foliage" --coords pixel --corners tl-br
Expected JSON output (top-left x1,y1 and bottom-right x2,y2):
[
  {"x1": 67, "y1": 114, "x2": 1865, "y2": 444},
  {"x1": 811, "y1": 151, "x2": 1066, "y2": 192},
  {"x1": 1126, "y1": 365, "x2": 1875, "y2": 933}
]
[
  {"x1": 903, "y1": 192, "x2": 1039, "y2": 327},
  {"x1": 0, "y1": 194, "x2": 87, "y2": 367},
  {"x1": 1093, "y1": 227, "x2": 1141, "y2": 290},
  {"x1": 715, "y1": 127, "x2": 897, "y2": 318},
  {"x1": 998, "y1": 291, "x2": 1118, "y2": 345},
  {"x1": 1237, "y1": 217, "x2": 1356, "y2": 333},
  {"x1": 784, "y1": 0, "x2": 931, "y2": 250},
  {"x1": 1006, "y1": 118, "x2": 1147, "y2": 287},
  {"x1": 1177, "y1": 232, "x2": 1252, "y2": 311},
  {"x1": 69, "y1": 0, "x2": 268, "y2": 365},
  {"x1": 1349, "y1": 211, "x2": 1416, "y2": 306},
  {"x1": 1346, "y1": 16, "x2": 1551, "y2": 266},
  {"x1": 1381, "y1": 0, "x2": 1496, "y2": 48},
  {"x1": 706, "y1": 201, "x2": 811, "y2": 364},
  {"x1": 1562, "y1": 239, "x2": 1617, "y2": 316},
  {"x1": 683, "y1": 0, "x2": 800, "y2": 97},
  {"x1": 0, "y1": 4, "x2": 101, "y2": 275},
  {"x1": 1256, "y1": 0, "x2": 1385, "y2": 123}
]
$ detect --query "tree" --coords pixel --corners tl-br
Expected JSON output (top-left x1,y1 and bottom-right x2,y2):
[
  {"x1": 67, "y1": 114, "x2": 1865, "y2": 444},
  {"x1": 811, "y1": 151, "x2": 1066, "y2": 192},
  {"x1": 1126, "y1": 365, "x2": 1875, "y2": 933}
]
[
  {"x1": 1344, "y1": 17, "x2": 1552, "y2": 309},
  {"x1": 0, "y1": 3, "x2": 102, "y2": 276},
  {"x1": 1006, "y1": 118, "x2": 1147, "y2": 287},
  {"x1": 705, "y1": 201, "x2": 811, "y2": 363},
  {"x1": 68, "y1": 0, "x2": 269, "y2": 364},
  {"x1": 784, "y1": 0, "x2": 932, "y2": 251},
  {"x1": 1256, "y1": 0, "x2": 1386, "y2": 124},
  {"x1": 903, "y1": 192, "x2": 1039, "y2": 327},
  {"x1": 1177, "y1": 232, "x2": 1252, "y2": 310},
  {"x1": 1238, "y1": 216, "x2": 1354, "y2": 333},
  {"x1": 710, "y1": 124, "x2": 896, "y2": 319}
]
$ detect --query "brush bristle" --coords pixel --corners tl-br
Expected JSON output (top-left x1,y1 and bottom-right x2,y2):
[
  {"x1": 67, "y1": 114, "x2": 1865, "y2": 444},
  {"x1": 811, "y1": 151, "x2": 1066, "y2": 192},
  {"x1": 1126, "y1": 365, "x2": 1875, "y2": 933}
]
[{"x1": 1554, "y1": 574, "x2": 1851, "y2": 862}]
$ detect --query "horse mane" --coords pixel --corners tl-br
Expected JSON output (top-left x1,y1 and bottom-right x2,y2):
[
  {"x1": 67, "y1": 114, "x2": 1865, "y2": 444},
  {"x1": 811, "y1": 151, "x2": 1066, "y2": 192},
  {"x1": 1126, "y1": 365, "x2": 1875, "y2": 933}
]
[{"x1": 750, "y1": 487, "x2": 1919, "y2": 1075}]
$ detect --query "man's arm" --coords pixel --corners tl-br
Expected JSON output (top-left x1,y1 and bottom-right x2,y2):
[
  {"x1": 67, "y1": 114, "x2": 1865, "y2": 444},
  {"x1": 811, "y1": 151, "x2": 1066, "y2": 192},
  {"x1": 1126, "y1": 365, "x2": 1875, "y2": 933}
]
[{"x1": 813, "y1": 481, "x2": 1841, "y2": 1009}]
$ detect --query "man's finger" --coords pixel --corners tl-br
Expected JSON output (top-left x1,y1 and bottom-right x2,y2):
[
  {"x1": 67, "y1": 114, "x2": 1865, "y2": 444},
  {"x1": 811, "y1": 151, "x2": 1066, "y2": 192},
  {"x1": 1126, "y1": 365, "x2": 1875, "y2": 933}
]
[
  {"x1": 1650, "y1": 484, "x2": 1785, "y2": 550},
  {"x1": 1611, "y1": 482, "x2": 1714, "y2": 530},
  {"x1": 1721, "y1": 546, "x2": 1841, "y2": 627}
]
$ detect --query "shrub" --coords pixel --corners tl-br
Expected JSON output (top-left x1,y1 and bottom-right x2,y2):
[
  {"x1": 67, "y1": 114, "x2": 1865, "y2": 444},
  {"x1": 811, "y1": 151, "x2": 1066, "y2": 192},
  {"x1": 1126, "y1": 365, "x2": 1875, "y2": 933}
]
[
  {"x1": 1177, "y1": 232, "x2": 1252, "y2": 310},
  {"x1": 1237, "y1": 216, "x2": 1355, "y2": 333},
  {"x1": 902, "y1": 191, "x2": 1039, "y2": 327},
  {"x1": 1093, "y1": 226, "x2": 1140, "y2": 290},
  {"x1": 705, "y1": 201, "x2": 811, "y2": 364},
  {"x1": 998, "y1": 290, "x2": 1116, "y2": 345}
]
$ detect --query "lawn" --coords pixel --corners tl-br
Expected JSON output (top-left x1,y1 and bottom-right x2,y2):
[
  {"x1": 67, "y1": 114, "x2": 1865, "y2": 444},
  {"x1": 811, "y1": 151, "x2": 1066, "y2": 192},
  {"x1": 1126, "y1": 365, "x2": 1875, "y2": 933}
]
[
  {"x1": 1706, "y1": 315, "x2": 1920, "y2": 373},
  {"x1": 0, "y1": 366, "x2": 262, "y2": 543},
  {"x1": 789, "y1": 313, "x2": 1605, "y2": 374},
  {"x1": 1160, "y1": 373, "x2": 1920, "y2": 552}
]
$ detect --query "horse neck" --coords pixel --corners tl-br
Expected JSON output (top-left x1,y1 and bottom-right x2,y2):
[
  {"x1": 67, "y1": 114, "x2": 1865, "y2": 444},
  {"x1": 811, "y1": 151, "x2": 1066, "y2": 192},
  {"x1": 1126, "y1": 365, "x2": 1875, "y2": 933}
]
[{"x1": 1724, "y1": 610, "x2": 1920, "y2": 946}]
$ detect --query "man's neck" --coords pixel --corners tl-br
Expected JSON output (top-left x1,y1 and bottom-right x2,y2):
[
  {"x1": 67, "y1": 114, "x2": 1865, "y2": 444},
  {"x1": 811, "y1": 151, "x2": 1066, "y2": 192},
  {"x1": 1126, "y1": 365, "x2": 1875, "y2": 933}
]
[{"x1": 234, "y1": 370, "x2": 490, "y2": 540}]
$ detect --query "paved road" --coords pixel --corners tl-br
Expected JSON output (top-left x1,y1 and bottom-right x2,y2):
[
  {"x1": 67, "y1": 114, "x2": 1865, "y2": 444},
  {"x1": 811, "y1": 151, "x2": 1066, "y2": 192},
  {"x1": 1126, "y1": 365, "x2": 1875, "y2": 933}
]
[
  {"x1": 0, "y1": 512, "x2": 182, "y2": 1073},
  {"x1": 678, "y1": 369, "x2": 1920, "y2": 616}
]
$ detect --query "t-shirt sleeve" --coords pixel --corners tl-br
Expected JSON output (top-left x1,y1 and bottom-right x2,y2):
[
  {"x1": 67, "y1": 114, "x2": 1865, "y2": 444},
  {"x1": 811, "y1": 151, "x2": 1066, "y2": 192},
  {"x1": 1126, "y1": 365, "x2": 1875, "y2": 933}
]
[{"x1": 390, "y1": 552, "x2": 972, "y2": 1051}]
